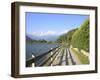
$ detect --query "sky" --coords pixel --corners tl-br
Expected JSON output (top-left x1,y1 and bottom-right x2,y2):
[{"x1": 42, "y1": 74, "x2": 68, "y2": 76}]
[{"x1": 26, "y1": 12, "x2": 89, "y2": 36}]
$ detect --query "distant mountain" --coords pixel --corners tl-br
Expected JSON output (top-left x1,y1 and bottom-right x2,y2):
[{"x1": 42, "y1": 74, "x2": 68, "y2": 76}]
[
  {"x1": 26, "y1": 34, "x2": 59, "y2": 41},
  {"x1": 26, "y1": 36, "x2": 32, "y2": 41}
]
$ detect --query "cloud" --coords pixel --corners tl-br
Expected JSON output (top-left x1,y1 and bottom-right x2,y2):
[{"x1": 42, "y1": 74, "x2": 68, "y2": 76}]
[
  {"x1": 32, "y1": 31, "x2": 56, "y2": 36},
  {"x1": 32, "y1": 30, "x2": 69, "y2": 36},
  {"x1": 60, "y1": 30, "x2": 68, "y2": 34}
]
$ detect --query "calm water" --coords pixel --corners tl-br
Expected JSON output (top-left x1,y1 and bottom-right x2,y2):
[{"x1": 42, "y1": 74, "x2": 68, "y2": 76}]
[{"x1": 26, "y1": 43, "x2": 60, "y2": 60}]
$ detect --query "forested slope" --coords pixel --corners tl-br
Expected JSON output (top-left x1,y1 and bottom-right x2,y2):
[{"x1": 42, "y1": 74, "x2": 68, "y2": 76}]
[{"x1": 57, "y1": 19, "x2": 89, "y2": 52}]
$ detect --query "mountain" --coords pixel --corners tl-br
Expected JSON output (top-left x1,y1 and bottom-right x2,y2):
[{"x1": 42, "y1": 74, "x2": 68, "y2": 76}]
[
  {"x1": 26, "y1": 34, "x2": 59, "y2": 41},
  {"x1": 26, "y1": 36, "x2": 32, "y2": 41},
  {"x1": 57, "y1": 29, "x2": 77, "y2": 46}
]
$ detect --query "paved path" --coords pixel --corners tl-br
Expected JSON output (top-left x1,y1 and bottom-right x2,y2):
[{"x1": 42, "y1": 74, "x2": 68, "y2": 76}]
[
  {"x1": 35, "y1": 46, "x2": 81, "y2": 66},
  {"x1": 50, "y1": 47, "x2": 81, "y2": 66},
  {"x1": 69, "y1": 48, "x2": 81, "y2": 65}
]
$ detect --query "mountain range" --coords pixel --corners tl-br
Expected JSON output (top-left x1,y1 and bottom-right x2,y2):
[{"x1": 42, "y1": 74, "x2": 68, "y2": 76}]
[{"x1": 26, "y1": 34, "x2": 59, "y2": 41}]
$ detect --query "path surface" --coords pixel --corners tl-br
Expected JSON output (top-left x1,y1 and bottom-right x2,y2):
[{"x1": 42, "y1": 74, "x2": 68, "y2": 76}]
[
  {"x1": 69, "y1": 48, "x2": 81, "y2": 64},
  {"x1": 50, "y1": 47, "x2": 81, "y2": 66},
  {"x1": 27, "y1": 46, "x2": 82, "y2": 67},
  {"x1": 34, "y1": 46, "x2": 81, "y2": 66}
]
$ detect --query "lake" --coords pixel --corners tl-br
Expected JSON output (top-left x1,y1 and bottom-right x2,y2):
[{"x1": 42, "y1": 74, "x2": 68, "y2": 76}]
[{"x1": 26, "y1": 43, "x2": 60, "y2": 61}]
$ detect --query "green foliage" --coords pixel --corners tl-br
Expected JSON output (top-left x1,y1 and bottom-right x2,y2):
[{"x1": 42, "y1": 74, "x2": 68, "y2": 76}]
[
  {"x1": 38, "y1": 39, "x2": 47, "y2": 43},
  {"x1": 47, "y1": 41, "x2": 55, "y2": 44},
  {"x1": 57, "y1": 29, "x2": 77, "y2": 46},
  {"x1": 57, "y1": 18, "x2": 89, "y2": 52},
  {"x1": 26, "y1": 39, "x2": 47, "y2": 43},
  {"x1": 71, "y1": 48, "x2": 89, "y2": 64},
  {"x1": 71, "y1": 19, "x2": 89, "y2": 52}
]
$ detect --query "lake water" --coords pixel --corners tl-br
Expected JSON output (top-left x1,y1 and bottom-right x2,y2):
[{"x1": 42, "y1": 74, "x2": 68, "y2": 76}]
[{"x1": 26, "y1": 43, "x2": 60, "y2": 60}]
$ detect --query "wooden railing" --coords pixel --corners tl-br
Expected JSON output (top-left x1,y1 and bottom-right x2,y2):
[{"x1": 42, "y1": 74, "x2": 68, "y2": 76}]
[
  {"x1": 26, "y1": 46, "x2": 60, "y2": 67},
  {"x1": 26, "y1": 57, "x2": 34, "y2": 67}
]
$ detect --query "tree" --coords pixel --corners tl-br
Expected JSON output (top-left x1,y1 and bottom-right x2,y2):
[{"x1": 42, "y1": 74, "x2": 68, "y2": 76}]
[
  {"x1": 57, "y1": 29, "x2": 77, "y2": 46},
  {"x1": 71, "y1": 19, "x2": 89, "y2": 52}
]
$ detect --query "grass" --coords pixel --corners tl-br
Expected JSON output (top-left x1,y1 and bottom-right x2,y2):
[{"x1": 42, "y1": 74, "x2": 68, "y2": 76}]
[{"x1": 71, "y1": 48, "x2": 89, "y2": 64}]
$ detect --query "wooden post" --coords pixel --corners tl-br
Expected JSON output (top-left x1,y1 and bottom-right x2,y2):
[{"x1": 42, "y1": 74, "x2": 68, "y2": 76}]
[
  {"x1": 32, "y1": 54, "x2": 35, "y2": 67},
  {"x1": 50, "y1": 48, "x2": 53, "y2": 66}
]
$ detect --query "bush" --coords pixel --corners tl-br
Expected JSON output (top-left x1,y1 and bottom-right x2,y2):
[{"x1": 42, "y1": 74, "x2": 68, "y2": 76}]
[
  {"x1": 71, "y1": 19, "x2": 89, "y2": 52},
  {"x1": 57, "y1": 29, "x2": 77, "y2": 46}
]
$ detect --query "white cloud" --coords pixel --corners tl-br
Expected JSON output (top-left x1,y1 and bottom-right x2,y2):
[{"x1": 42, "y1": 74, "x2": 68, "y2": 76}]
[
  {"x1": 32, "y1": 31, "x2": 56, "y2": 36},
  {"x1": 45, "y1": 31, "x2": 56, "y2": 35},
  {"x1": 60, "y1": 30, "x2": 68, "y2": 34},
  {"x1": 32, "y1": 30, "x2": 69, "y2": 36}
]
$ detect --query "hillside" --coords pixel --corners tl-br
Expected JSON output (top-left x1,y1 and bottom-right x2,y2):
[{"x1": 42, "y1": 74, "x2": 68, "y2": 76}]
[
  {"x1": 57, "y1": 29, "x2": 77, "y2": 46},
  {"x1": 26, "y1": 35, "x2": 47, "y2": 43},
  {"x1": 56, "y1": 18, "x2": 89, "y2": 52},
  {"x1": 71, "y1": 19, "x2": 89, "y2": 52}
]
